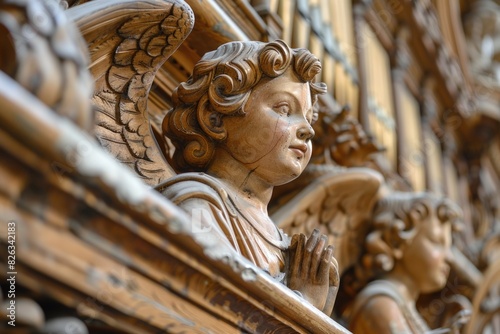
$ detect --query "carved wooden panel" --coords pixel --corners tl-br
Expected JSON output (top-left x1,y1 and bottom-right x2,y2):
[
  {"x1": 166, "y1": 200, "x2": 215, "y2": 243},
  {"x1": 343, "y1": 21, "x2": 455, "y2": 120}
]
[{"x1": 359, "y1": 19, "x2": 398, "y2": 169}]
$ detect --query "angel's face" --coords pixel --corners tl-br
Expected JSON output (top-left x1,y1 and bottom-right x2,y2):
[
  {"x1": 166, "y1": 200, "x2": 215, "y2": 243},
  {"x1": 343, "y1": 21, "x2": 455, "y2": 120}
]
[
  {"x1": 399, "y1": 202, "x2": 452, "y2": 293},
  {"x1": 221, "y1": 68, "x2": 314, "y2": 186}
]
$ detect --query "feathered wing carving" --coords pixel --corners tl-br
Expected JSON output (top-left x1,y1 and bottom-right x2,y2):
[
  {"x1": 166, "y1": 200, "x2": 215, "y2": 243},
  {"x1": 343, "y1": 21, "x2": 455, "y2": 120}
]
[
  {"x1": 68, "y1": 0, "x2": 194, "y2": 186},
  {"x1": 272, "y1": 168, "x2": 383, "y2": 273}
]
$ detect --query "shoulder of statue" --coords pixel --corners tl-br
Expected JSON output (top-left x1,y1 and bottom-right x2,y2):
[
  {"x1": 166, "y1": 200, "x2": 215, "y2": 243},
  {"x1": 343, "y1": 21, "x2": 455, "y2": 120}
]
[
  {"x1": 156, "y1": 173, "x2": 238, "y2": 217},
  {"x1": 350, "y1": 280, "x2": 405, "y2": 319},
  {"x1": 359, "y1": 280, "x2": 405, "y2": 303}
]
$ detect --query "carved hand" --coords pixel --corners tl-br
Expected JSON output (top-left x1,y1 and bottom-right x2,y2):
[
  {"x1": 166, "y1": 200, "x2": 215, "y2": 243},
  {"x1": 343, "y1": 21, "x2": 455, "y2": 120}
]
[
  {"x1": 286, "y1": 229, "x2": 339, "y2": 313},
  {"x1": 441, "y1": 309, "x2": 471, "y2": 334}
]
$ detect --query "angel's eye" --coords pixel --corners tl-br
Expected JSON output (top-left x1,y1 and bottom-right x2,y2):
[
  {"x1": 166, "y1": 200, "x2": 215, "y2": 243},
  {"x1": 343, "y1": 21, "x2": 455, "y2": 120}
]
[{"x1": 274, "y1": 102, "x2": 290, "y2": 116}]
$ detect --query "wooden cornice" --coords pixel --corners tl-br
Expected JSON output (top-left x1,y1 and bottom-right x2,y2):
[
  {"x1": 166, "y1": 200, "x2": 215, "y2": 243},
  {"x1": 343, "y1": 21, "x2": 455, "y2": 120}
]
[
  {"x1": 181, "y1": 0, "x2": 250, "y2": 58},
  {"x1": 358, "y1": 0, "x2": 473, "y2": 117},
  {"x1": 363, "y1": 2, "x2": 396, "y2": 54},
  {"x1": 395, "y1": 1, "x2": 472, "y2": 116},
  {"x1": 217, "y1": 0, "x2": 269, "y2": 40}
]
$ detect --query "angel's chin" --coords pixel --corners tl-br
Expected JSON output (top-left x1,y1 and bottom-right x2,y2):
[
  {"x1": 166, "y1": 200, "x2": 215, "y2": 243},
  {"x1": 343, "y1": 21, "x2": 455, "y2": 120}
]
[{"x1": 272, "y1": 173, "x2": 302, "y2": 187}]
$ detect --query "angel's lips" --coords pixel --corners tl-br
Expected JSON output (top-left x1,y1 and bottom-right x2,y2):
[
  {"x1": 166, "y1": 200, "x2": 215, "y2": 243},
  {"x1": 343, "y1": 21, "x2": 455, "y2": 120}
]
[{"x1": 289, "y1": 144, "x2": 307, "y2": 158}]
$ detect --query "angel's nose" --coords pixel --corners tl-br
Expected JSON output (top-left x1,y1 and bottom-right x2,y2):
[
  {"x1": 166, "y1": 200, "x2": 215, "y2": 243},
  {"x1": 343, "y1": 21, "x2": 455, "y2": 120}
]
[{"x1": 297, "y1": 125, "x2": 314, "y2": 141}]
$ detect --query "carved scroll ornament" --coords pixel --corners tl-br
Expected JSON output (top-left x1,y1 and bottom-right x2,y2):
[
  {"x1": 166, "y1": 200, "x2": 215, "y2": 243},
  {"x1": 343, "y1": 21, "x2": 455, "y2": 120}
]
[
  {"x1": 0, "y1": 0, "x2": 94, "y2": 132},
  {"x1": 311, "y1": 105, "x2": 382, "y2": 168}
]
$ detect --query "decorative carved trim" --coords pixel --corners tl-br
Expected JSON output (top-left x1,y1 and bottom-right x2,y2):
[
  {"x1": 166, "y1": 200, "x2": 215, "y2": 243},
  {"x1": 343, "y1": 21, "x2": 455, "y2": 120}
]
[
  {"x1": 0, "y1": 0, "x2": 94, "y2": 132},
  {"x1": 465, "y1": 260, "x2": 500, "y2": 334}
]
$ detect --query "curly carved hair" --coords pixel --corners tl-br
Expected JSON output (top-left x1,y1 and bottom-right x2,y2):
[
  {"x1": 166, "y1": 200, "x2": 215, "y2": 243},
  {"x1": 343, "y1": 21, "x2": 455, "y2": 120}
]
[
  {"x1": 163, "y1": 39, "x2": 327, "y2": 172},
  {"x1": 347, "y1": 192, "x2": 462, "y2": 293}
]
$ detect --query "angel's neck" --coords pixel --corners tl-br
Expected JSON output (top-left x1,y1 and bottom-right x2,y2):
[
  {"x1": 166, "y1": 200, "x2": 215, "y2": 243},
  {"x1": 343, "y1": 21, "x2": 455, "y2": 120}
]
[
  {"x1": 383, "y1": 270, "x2": 419, "y2": 303},
  {"x1": 206, "y1": 152, "x2": 272, "y2": 215}
]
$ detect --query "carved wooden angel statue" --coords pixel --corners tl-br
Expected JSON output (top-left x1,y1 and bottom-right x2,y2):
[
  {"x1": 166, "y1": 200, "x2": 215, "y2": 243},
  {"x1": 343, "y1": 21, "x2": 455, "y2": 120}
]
[
  {"x1": 157, "y1": 39, "x2": 339, "y2": 314},
  {"x1": 343, "y1": 192, "x2": 467, "y2": 333}
]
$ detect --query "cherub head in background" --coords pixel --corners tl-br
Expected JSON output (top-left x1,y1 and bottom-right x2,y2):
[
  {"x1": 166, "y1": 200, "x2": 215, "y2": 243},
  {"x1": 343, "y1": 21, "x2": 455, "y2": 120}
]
[{"x1": 347, "y1": 192, "x2": 462, "y2": 333}]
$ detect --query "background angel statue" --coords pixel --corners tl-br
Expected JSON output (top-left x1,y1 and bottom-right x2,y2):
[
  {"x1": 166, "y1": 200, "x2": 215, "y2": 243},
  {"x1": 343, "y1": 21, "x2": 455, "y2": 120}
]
[
  {"x1": 157, "y1": 39, "x2": 339, "y2": 314},
  {"x1": 340, "y1": 192, "x2": 468, "y2": 333}
]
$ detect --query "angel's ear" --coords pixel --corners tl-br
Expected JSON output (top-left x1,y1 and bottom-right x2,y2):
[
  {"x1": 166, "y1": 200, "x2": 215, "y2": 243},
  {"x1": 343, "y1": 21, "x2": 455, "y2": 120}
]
[
  {"x1": 391, "y1": 228, "x2": 416, "y2": 261},
  {"x1": 409, "y1": 209, "x2": 422, "y2": 225},
  {"x1": 384, "y1": 219, "x2": 410, "y2": 261},
  {"x1": 199, "y1": 107, "x2": 227, "y2": 141}
]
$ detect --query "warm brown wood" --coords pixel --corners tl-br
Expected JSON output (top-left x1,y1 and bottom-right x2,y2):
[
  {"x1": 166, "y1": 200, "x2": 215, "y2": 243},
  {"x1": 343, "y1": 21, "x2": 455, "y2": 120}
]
[
  {"x1": 0, "y1": 1, "x2": 351, "y2": 333},
  {"x1": 217, "y1": 0, "x2": 268, "y2": 41},
  {"x1": 2, "y1": 0, "x2": 500, "y2": 333},
  {"x1": 182, "y1": 0, "x2": 250, "y2": 56},
  {"x1": 353, "y1": 2, "x2": 372, "y2": 135},
  {"x1": 0, "y1": 0, "x2": 94, "y2": 133},
  {"x1": 272, "y1": 169, "x2": 383, "y2": 274},
  {"x1": 159, "y1": 38, "x2": 340, "y2": 315},
  {"x1": 68, "y1": 0, "x2": 194, "y2": 186},
  {"x1": 0, "y1": 70, "x2": 349, "y2": 333},
  {"x1": 343, "y1": 192, "x2": 468, "y2": 333},
  {"x1": 250, "y1": 0, "x2": 284, "y2": 41},
  {"x1": 465, "y1": 260, "x2": 500, "y2": 334}
]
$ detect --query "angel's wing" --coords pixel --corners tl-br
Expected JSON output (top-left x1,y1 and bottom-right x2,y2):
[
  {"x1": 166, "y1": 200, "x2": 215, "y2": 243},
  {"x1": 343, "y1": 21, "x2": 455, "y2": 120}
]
[
  {"x1": 272, "y1": 168, "x2": 383, "y2": 273},
  {"x1": 68, "y1": 0, "x2": 194, "y2": 186}
]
